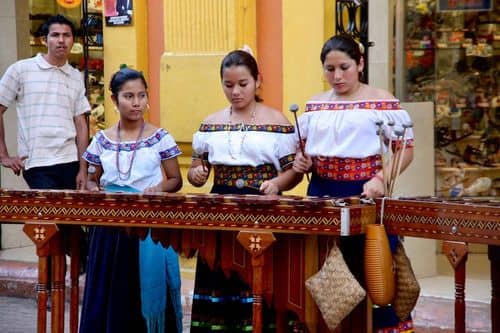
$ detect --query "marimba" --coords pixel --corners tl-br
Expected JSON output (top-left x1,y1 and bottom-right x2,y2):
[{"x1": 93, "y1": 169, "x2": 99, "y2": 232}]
[
  {"x1": 0, "y1": 189, "x2": 375, "y2": 333},
  {"x1": 379, "y1": 197, "x2": 500, "y2": 333}
]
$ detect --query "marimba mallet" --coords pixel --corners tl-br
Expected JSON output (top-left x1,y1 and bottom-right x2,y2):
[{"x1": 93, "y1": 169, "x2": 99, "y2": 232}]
[
  {"x1": 289, "y1": 104, "x2": 310, "y2": 182},
  {"x1": 391, "y1": 122, "x2": 413, "y2": 195},
  {"x1": 375, "y1": 120, "x2": 388, "y2": 195}
]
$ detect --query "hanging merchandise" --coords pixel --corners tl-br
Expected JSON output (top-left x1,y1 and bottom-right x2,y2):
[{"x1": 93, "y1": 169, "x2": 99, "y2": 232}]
[{"x1": 400, "y1": 0, "x2": 499, "y2": 197}]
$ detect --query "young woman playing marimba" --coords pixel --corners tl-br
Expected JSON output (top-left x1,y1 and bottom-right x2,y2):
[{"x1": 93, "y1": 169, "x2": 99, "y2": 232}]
[
  {"x1": 80, "y1": 67, "x2": 183, "y2": 333},
  {"x1": 292, "y1": 34, "x2": 415, "y2": 333},
  {"x1": 187, "y1": 49, "x2": 303, "y2": 332}
]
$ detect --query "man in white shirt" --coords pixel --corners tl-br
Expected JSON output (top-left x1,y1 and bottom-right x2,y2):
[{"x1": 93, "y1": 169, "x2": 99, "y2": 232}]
[
  {"x1": 0, "y1": 15, "x2": 90, "y2": 283},
  {"x1": 0, "y1": 14, "x2": 90, "y2": 190}
]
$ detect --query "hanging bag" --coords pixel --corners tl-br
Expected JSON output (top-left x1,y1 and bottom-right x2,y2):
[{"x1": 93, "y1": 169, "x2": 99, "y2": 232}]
[
  {"x1": 305, "y1": 242, "x2": 366, "y2": 331},
  {"x1": 393, "y1": 239, "x2": 420, "y2": 321}
]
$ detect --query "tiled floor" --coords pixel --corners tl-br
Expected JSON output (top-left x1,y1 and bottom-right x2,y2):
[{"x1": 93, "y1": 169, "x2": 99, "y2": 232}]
[
  {"x1": 0, "y1": 246, "x2": 492, "y2": 332},
  {"x1": 413, "y1": 296, "x2": 491, "y2": 332}
]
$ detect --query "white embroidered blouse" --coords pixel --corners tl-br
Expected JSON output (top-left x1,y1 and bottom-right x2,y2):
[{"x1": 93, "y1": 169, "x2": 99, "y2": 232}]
[
  {"x1": 83, "y1": 128, "x2": 181, "y2": 191},
  {"x1": 298, "y1": 99, "x2": 414, "y2": 158},
  {"x1": 192, "y1": 124, "x2": 296, "y2": 171}
]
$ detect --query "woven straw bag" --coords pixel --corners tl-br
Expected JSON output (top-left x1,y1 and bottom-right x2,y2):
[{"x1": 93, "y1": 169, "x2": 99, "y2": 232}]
[
  {"x1": 305, "y1": 244, "x2": 366, "y2": 331},
  {"x1": 393, "y1": 240, "x2": 420, "y2": 321}
]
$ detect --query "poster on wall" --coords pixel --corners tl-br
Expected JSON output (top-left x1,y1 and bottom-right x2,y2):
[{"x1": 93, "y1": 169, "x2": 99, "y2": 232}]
[
  {"x1": 105, "y1": 0, "x2": 133, "y2": 26},
  {"x1": 438, "y1": 0, "x2": 492, "y2": 11}
]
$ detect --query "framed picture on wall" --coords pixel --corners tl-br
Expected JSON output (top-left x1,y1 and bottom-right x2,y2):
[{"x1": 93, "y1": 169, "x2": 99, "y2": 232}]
[{"x1": 105, "y1": 0, "x2": 132, "y2": 26}]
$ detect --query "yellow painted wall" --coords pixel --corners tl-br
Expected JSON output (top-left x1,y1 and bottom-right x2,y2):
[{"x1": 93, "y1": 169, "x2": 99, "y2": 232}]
[
  {"x1": 102, "y1": 0, "x2": 149, "y2": 126},
  {"x1": 159, "y1": 0, "x2": 256, "y2": 193},
  {"x1": 158, "y1": 0, "x2": 327, "y2": 196},
  {"x1": 280, "y1": 0, "x2": 325, "y2": 196},
  {"x1": 281, "y1": 0, "x2": 325, "y2": 121}
]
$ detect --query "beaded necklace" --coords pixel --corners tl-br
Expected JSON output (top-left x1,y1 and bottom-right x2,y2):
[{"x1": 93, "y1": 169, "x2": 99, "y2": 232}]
[
  {"x1": 116, "y1": 119, "x2": 145, "y2": 181},
  {"x1": 227, "y1": 104, "x2": 256, "y2": 160}
]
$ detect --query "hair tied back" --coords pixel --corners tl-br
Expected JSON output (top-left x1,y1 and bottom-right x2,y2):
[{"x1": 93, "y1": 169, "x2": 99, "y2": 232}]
[{"x1": 239, "y1": 44, "x2": 254, "y2": 57}]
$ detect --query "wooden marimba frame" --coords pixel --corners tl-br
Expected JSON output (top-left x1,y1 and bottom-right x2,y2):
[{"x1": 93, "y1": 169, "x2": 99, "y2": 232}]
[
  {"x1": 379, "y1": 197, "x2": 500, "y2": 333},
  {"x1": 0, "y1": 189, "x2": 375, "y2": 333}
]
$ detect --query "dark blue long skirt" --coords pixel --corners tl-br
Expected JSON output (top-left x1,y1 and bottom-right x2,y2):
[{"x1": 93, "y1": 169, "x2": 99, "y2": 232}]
[
  {"x1": 190, "y1": 184, "x2": 273, "y2": 332},
  {"x1": 79, "y1": 227, "x2": 180, "y2": 333},
  {"x1": 79, "y1": 227, "x2": 146, "y2": 333}
]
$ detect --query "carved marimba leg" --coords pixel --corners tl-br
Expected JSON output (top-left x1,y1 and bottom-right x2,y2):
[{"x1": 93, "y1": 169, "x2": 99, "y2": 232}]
[
  {"x1": 442, "y1": 241, "x2": 468, "y2": 333},
  {"x1": 37, "y1": 252, "x2": 49, "y2": 333},
  {"x1": 237, "y1": 231, "x2": 276, "y2": 333},
  {"x1": 50, "y1": 232, "x2": 66, "y2": 333},
  {"x1": 23, "y1": 223, "x2": 59, "y2": 333},
  {"x1": 489, "y1": 245, "x2": 500, "y2": 333},
  {"x1": 69, "y1": 227, "x2": 80, "y2": 333}
]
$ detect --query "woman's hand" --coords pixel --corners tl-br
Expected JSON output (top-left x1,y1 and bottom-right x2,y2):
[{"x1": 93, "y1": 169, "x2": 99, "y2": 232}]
[
  {"x1": 361, "y1": 176, "x2": 384, "y2": 199},
  {"x1": 144, "y1": 183, "x2": 162, "y2": 193},
  {"x1": 292, "y1": 150, "x2": 312, "y2": 174},
  {"x1": 86, "y1": 181, "x2": 100, "y2": 192},
  {"x1": 188, "y1": 165, "x2": 209, "y2": 186},
  {"x1": 260, "y1": 180, "x2": 279, "y2": 195}
]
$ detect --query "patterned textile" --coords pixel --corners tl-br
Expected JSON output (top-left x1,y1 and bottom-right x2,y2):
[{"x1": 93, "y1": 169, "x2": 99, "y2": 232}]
[
  {"x1": 191, "y1": 119, "x2": 295, "y2": 332},
  {"x1": 190, "y1": 185, "x2": 275, "y2": 332},
  {"x1": 298, "y1": 99, "x2": 415, "y2": 159},
  {"x1": 313, "y1": 154, "x2": 381, "y2": 181},
  {"x1": 213, "y1": 164, "x2": 278, "y2": 189},
  {"x1": 304, "y1": 100, "x2": 402, "y2": 112},
  {"x1": 83, "y1": 128, "x2": 181, "y2": 191},
  {"x1": 80, "y1": 127, "x2": 182, "y2": 333},
  {"x1": 192, "y1": 123, "x2": 296, "y2": 170},
  {"x1": 374, "y1": 314, "x2": 414, "y2": 333},
  {"x1": 198, "y1": 123, "x2": 295, "y2": 133}
]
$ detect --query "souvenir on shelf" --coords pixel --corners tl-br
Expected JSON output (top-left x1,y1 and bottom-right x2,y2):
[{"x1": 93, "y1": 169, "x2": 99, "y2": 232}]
[{"x1": 403, "y1": 0, "x2": 499, "y2": 197}]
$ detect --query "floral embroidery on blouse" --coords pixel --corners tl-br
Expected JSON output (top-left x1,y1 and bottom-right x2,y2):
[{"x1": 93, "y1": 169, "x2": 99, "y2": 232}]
[
  {"x1": 198, "y1": 123, "x2": 295, "y2": 133},
  {"x1": 305, "y1": 100, "x2": 401, "y2": 112}
]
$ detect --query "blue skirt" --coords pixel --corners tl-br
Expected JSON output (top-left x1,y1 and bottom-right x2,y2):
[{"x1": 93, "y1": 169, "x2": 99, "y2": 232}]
[
  {"x1": 79, "y1": 227, "x2": 146, "y2": 333},
  {"x1": 80, "y1": 227, "x2": 181, "y2": 333},
  {"x1": 190, "y1": 183, "x2": 274, "y2": 332}
]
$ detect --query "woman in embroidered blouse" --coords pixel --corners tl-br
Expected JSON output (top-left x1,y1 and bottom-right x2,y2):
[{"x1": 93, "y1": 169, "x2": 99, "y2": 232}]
[
  {"x1": 293, "y1": 34, "x2": 415, "y2": 333},
  {"x1": 80, "y1": 68, "x2": 183, "y2": 333},
  {"x1": 188, "y1": 49, "x2": 301, "y2": 194},
  {"x1": 187, "y1": 50, "x2": 302, "y2": 331}
]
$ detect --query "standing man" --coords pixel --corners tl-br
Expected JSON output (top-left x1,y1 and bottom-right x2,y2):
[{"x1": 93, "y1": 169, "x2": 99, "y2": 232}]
[
  {"x1": 0, "y1": 14, "x2": 89, "y2": 190},
  {"x1": 0, "y1": 14, "x2": 90, "y2": 283}
]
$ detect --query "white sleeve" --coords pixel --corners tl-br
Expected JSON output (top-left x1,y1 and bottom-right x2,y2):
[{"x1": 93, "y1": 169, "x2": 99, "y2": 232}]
[
  {"x1": 158, "y1": 129, "x2": 182, "y2": 160},
  {"x1": 82, "y1": 131, "x2": 104, "y2": 165},
  {"x1": 275, "y1": 130, "x2": 297, "y2": 171},
  {"x1": 192, "y1": 128, "x2": 208, "y2": 159}
]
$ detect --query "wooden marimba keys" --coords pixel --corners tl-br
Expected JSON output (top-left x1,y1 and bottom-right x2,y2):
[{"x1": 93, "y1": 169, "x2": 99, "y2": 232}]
[
  {"x1": 379, "y1": 196, "x2": 500, "y2": 333},
  {"x1": 0, "y1": 189, "x2": 375, "y2": 333}
]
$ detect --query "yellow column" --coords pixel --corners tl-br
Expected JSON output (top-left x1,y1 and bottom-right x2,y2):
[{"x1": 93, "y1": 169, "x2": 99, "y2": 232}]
[
  {"x1": 160, "y1": 0, "x2": 256, "y2": 193},
  {"x1": 102, "y1": 1, "x2": 149, "y2": 125},
  {"x1": 282, "y1": 8, "x2": 330, "y2": 331},
  {"x1": 280, "y1": 0, "x2": 325, "y2": 198},
  {"x1": 281, "y1": 0, "x2": 325, "y2": 117}
]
